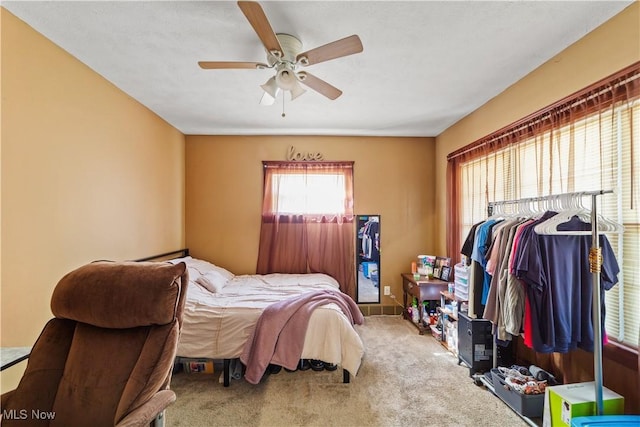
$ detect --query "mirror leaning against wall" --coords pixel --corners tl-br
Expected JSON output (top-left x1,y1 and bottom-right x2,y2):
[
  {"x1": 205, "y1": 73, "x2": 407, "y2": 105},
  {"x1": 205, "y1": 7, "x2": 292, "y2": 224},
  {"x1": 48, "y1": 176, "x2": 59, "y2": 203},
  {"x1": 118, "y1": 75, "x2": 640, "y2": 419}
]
[{"x1": 356, "y1": 215, "x2": 380, "y2": 303}]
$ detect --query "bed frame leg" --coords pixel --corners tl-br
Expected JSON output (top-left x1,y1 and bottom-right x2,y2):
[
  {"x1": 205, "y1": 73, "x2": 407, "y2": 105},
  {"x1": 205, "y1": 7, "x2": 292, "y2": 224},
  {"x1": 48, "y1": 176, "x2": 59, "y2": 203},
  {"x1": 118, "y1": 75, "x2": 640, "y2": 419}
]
[
  {"x1": 343, "y1": 369, "x2": 350, "y2": 383},
  {"x1": 223, "y1": 359, "x2": 231, "y2": 387}
]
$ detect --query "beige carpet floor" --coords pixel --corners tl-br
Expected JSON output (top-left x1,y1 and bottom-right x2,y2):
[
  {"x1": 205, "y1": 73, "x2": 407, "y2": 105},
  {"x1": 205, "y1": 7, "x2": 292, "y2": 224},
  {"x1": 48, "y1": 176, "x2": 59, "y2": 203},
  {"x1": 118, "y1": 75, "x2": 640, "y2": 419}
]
[{"x1": 166, "y1": 315, "x2": 529, "y2": 427}]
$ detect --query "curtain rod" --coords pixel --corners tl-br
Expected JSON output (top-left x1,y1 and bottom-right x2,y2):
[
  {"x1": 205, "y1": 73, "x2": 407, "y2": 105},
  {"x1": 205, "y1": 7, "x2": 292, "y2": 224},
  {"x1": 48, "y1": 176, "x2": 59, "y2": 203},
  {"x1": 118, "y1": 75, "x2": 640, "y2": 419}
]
[
  {"x1": 263, "y1": 161, "x2": 354, "y2": 167},
  {"x1": 447, "y1": 61, "x2": 640, "y2": 161}
]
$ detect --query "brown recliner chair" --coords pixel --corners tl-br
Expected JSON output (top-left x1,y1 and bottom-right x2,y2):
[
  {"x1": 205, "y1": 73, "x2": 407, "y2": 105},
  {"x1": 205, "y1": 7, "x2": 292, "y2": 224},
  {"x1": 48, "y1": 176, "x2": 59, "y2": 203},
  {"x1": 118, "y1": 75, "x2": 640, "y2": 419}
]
[{"x1": 1, "y1": 260, "x2": 188, "y2": 427}]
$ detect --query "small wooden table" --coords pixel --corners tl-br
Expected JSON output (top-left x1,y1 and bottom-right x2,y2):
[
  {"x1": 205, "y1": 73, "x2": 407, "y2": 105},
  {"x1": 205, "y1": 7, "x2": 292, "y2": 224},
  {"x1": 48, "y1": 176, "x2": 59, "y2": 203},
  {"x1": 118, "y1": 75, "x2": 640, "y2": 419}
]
[{"x1": 401, "y1": 273, "x2": 449, "y2": 334}]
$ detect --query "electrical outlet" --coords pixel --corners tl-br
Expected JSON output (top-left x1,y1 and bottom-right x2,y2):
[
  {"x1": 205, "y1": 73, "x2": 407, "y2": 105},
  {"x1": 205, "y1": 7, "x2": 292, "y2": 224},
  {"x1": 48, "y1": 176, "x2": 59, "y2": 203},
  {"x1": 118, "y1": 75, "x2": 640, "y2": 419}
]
[{"x1": 383, "y1": 285, "x2": 391, "y2": 296}]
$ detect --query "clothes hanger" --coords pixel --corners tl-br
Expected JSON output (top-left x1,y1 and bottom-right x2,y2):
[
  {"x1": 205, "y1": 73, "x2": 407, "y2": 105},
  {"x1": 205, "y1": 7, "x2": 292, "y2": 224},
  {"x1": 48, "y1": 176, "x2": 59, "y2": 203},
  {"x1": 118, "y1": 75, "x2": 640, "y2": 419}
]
[
  {"x1": 488, "y1": 202, "x2": 505, "y2": 220},
  {"x1": 534, "y1": 192, "x2": 624, "y2": 235},
  {"x1": 535, "y1": 193, "x2": 588, "y2": 235},
  {"x1": 572, "y1": 192, "x2": 624, "y2": 233},
  {"x1": 585, "y1": 194, "x2": 623, "y2": 233}
]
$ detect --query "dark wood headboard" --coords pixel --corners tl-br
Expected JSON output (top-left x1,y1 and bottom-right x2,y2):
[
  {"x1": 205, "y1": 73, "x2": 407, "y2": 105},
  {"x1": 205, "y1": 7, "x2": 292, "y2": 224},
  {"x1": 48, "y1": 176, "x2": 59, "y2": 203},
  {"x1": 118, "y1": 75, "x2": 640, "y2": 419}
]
[{"x1": 134, "y1": 248, "x2": 189, "y2": 262}]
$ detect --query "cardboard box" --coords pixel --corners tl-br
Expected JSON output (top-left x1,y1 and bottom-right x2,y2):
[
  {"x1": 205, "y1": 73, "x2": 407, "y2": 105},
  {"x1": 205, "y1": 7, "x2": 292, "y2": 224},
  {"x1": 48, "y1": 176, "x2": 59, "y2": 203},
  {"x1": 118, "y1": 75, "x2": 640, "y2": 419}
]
[
  {"x1": 545, "y1": 382, "x2": 624, "y2": 426},
  {"x1": 181, "y1": 358, "x2": 215, "y2": 374}
]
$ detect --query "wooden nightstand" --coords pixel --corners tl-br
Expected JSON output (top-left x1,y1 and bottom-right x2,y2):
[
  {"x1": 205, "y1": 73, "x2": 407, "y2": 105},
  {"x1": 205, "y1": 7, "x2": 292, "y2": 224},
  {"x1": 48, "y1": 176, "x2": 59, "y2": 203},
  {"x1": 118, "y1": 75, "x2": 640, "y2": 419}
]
[{"x1": 401, "y1": 273, "x2": 448, "y2": 334}]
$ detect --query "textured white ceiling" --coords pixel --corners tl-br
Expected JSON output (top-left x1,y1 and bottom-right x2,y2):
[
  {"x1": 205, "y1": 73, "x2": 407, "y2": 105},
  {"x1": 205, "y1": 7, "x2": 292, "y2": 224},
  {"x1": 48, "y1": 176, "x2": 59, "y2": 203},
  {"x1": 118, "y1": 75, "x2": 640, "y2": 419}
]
[{"x1": 2, "y1": 1, "x2": 634, "y2": 137}]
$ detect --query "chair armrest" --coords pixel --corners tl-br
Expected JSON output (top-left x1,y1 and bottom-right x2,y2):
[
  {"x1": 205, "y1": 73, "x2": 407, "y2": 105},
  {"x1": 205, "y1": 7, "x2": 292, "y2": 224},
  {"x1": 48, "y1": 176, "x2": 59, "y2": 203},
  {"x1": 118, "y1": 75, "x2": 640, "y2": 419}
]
[
  {"x1": 1, "y1": 390, "x2": 16, "y2": 408},
  {"x1": 116, "y1": 390, "x2": 176, "y2": 427}
]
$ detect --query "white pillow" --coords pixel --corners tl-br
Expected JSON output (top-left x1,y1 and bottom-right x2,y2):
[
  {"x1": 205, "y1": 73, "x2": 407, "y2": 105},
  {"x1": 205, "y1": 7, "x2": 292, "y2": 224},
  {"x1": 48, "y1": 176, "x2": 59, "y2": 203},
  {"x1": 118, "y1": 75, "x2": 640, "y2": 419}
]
[
  {"x1": 168, "y1": 256, "x2": 193, "y2": 264},
  {"x1": 212, "y1": 265, "x2": 234, "y2": 281},
  {"x1": 169, "y1": 256, "x2": 235, "y2": 281},
  {"x1": 196, "y1": 271, "x2": 229, "y2": 293}
]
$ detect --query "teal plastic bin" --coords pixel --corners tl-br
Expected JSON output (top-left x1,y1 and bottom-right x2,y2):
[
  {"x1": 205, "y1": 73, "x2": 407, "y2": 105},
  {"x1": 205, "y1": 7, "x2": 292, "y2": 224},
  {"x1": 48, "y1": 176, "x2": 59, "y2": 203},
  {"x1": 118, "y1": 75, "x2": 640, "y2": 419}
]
[{"x1": 571, "y1": 415, "x2": 640, "y2": 426}]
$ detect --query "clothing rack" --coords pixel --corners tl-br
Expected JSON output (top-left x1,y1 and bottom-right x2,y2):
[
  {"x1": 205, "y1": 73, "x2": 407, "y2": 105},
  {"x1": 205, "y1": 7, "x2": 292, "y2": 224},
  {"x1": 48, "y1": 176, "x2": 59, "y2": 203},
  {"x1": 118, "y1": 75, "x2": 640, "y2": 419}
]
[{"x1": 487, "y1": 189, "x2": 613, "y2": 416}]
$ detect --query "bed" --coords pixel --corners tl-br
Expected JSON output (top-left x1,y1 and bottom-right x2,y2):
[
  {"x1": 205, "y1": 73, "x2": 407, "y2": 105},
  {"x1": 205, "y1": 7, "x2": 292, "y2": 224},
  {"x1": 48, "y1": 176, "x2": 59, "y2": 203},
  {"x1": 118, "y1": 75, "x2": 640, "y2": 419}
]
[{"x1": 141, "y1": 249, "x2": 365, "y2": 386}]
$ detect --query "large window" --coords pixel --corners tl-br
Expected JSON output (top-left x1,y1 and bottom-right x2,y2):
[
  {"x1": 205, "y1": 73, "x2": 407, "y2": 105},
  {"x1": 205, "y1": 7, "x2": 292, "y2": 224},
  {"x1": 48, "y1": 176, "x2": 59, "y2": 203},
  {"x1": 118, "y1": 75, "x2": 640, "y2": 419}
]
[{"x1": 447, "y1": 63, "x2": 640, "y2": 348}]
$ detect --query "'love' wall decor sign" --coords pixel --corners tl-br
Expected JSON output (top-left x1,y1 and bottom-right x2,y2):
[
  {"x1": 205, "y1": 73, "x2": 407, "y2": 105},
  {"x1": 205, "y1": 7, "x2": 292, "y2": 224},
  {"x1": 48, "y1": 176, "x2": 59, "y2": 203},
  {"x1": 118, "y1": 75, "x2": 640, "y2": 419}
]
[{"x1": 286, "y1": 146, "x2": 324, "y2": 161}]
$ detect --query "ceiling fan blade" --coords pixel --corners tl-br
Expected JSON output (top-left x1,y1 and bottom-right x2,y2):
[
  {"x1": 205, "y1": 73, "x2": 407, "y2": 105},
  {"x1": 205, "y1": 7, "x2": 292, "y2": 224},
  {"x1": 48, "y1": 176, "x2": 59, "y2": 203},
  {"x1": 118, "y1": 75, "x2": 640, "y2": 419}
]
[
  {"x1": 296, "y1": 35, "x2": 363, "y2": 66},
  {"x1": 198, "y1": 61, "x2": 267, "y2": 69},
  {"x1": 297, "y1": 72, "x2": 342, "y2": 100},
  {"x1": 237, "y1": 1, "x2": 283, "y2": 57}
]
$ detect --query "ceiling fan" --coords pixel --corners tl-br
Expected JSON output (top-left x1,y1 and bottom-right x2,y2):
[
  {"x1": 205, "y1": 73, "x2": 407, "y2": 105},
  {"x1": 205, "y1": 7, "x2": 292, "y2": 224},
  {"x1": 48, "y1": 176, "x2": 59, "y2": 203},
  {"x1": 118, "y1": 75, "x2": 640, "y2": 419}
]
[{"x1": 198, "y1": 1, "x2": 363, "y2": 105}]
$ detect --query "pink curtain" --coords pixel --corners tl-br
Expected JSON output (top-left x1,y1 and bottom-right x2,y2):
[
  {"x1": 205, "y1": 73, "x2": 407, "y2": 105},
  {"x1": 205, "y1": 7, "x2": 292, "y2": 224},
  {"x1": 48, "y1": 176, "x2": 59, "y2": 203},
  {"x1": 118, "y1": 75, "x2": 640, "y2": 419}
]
[{"x1": 256, "y1": 161, "x2": 356, "y2": 299}]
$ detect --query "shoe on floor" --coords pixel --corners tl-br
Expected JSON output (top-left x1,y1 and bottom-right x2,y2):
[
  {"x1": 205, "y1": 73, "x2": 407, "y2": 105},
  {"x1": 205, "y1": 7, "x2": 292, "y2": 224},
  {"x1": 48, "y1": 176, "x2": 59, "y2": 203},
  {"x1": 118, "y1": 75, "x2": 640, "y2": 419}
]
[
  {"x1": 268, "y1": 364, "x2": 282, "y2": 374},
  {"x1": 310, "y1": 360, "x2": 324, "y2": 371},
  {"x1": 324, "y1": 362, "x2": 338, "y2": 371},
  {"x1": 298, "y1": 359, "x2": 311, "y2": 371}
]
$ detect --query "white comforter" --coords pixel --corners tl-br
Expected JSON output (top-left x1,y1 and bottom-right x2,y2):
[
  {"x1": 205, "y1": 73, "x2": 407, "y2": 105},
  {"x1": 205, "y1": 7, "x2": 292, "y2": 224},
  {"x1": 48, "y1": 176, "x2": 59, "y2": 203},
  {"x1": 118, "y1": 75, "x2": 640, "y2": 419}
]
[{"x1": 173, "y1": 258, "x2": 365, "y2": 377}]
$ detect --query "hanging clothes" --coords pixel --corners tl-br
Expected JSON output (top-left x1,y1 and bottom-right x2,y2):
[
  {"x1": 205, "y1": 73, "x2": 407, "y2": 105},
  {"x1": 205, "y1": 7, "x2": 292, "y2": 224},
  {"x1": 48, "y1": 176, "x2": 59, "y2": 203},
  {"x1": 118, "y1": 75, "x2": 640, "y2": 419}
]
[
  {"x1": 461, "y1": 221, "x2": 483, "y2": 318},
  {"x1": 470, "y1": 218, "x2": 502, "y2": 311},
  {"x1": 360, "y1": 218, "x2": 379, "y2": 260},
  {"x1": 461, "y1": 209, "x2": 620, "y2": 354},
  {"x1": 514, "y1": 215, "x2": 619, "y2": 353},
  {"x1": 483, "y1": 217, "x2": 527, "y2": 341}
]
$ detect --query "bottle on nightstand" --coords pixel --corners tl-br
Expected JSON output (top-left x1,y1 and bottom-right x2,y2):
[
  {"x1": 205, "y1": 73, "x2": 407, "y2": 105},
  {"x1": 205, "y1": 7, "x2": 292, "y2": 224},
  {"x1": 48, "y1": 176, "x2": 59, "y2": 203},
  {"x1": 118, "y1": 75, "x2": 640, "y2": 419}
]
[{"x1": 411, "y1": 298, "x2": 420, "y2": 323}]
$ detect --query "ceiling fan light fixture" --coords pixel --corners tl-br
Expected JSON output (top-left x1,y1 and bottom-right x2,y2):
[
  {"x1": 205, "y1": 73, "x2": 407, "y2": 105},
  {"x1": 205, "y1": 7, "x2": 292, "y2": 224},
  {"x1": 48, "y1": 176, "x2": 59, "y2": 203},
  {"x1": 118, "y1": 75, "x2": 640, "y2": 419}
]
[
  {"x1": 275, "y1": 68, "x2": 297, "y2": 91},
  {"x1": 259, "y1": 91, "x2": 277, "y2": 106},
  {"x1": 261, "y1": 76, "x2": 279, "y2": 98},
  {"x1": 275, "y1": 66, "x2": 306, "y2": 101},
  {"x1": 289, "y1": 81, "x2": 306, "y2": 100}
]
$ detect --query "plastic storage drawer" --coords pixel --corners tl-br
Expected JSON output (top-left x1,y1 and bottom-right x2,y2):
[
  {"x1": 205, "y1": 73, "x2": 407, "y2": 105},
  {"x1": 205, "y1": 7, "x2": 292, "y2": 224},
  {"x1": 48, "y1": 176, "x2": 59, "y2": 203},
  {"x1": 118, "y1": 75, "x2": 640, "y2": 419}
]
[{"x1": 454, "y1": 263, "x2": 469, "y2": 298}]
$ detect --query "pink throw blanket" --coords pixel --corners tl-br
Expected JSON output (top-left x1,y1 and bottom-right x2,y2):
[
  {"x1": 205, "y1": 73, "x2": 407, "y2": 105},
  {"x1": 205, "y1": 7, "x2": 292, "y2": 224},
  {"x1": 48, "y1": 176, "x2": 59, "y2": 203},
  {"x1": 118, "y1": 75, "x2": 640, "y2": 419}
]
[{"x1": 240, "y1": 289, "x2": 364, "y2": 384}]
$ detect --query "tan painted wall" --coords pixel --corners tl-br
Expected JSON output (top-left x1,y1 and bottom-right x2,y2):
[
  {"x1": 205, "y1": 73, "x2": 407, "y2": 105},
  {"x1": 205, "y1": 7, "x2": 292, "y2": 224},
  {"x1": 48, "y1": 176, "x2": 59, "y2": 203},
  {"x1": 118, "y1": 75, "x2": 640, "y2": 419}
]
[
  {"x1": 1, "y1": 9, "x2": 186, "y2": 391},
  {"x1": 434, "y1": 2, "x2": 640, "y2": 254},
  {"x1": 185, "y1": 135, "x2": 435, "y2": 300}
]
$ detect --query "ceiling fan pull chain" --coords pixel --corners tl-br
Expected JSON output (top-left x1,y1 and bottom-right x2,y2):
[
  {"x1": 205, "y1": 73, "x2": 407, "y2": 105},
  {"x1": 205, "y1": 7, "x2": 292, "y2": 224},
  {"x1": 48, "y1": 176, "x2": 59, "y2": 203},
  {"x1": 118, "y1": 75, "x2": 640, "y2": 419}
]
[{"x1": 282, "y1": 93, "x2": 286, "y2": 118}]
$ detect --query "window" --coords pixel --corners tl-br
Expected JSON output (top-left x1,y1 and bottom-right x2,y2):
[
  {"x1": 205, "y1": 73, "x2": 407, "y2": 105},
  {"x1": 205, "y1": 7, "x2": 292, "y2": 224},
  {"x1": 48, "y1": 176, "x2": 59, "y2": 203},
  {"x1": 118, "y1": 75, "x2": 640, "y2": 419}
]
[
  {"x1": 447, "y1": 64, "x2": 640, "y2": 348},
  {"x1": 269, "y1": 173, "x2": 347, "y2": 215},
  {"x1": 261, "y1": 161, "x2": 354, "y2": 218},
  {"x1": 257, "y1": 161, "x2": 356, "y2": 298}
]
